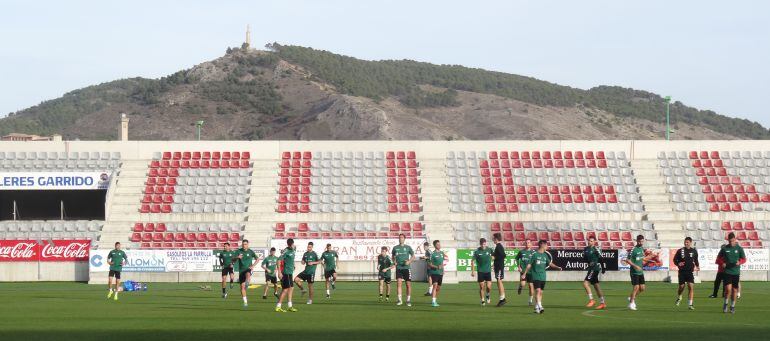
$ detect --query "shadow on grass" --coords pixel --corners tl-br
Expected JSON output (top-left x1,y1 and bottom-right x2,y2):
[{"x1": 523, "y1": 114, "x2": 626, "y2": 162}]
[{"x1": 3, "y1": 326, "x2": 769, "y2": 341}]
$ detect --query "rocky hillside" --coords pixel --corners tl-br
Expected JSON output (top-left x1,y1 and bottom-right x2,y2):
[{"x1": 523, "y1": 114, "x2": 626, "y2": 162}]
[{"x1": 1, "y1": 44, "x2": 766, "y2": 140}]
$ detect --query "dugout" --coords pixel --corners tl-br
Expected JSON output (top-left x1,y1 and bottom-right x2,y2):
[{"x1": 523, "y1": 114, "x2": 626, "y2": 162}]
[{"x1": 0, "y1": 190, "x2": 106, "y2": 220}]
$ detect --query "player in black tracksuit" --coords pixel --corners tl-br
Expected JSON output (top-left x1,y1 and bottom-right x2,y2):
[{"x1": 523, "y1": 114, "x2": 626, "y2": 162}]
[
  {"x1": 492, "y1": 233, "x2": 507, "y2": 307},
  {"x1": 673, "y1": 237, "x2": 699, "y2": 309}
]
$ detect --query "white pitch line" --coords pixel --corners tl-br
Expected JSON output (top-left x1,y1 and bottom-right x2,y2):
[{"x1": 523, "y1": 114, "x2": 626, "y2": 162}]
[{"x1": 581, "y1": 309, "x2": 764, "y2": 327}]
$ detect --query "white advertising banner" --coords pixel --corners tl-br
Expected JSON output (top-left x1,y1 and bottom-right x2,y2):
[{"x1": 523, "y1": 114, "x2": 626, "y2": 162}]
[
  {"x1": 90, "y1": 249, "x2": 215, "y2": 272},
  {"x1": 669, "y1": 248, "x2": 769, "y2": 272},
  {"x1": 441, "y1": 248, "x2": 457, "y2": 272},
  {"x1": 618, "y1": 248, "x2": 670, "y2": 271},
  {"x1": 0, "y1": 172, "x2": 111, "y2": 190},
  {"x1": 269, "y1": 239, "x2": 428, "y2": 262}
]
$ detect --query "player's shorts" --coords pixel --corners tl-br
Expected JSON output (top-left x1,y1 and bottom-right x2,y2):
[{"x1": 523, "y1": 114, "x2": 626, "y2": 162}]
[
  {"x1": 108, "y1": 270, "x2": 121, "y2": 279},
  {"x1": 723, "y1": 274, "x2": 740, "y2": 287},
  {"x1": 298, "y1": 272, "x2": 314, "y2": 283},
  {"x1": 678, "y1": 271, "x2": 695, "y2": 284},
  {"x1": 494, "y1": 265, "x2": 505, "y2": 280},
  {"x1": 265, "y1": 273, "x2": 277, "y2": 284},
  {"x1": 378, "y1": 272, "x2": 392, "y2": 284},
  {"x1": 221, "y1": 266, "x2": 234, "y2": 276},
  {"x1": 396, "y1": 268, "x2": 411, "y2": 281},
  {"x1": 584, "y1": 269, "x2": 600, "y2": 284},
  {"x1": 630, "y1": 274, "x2": 645, "y2": 286},
  {"x1": 430, "y1": 274, "x2": 443, "y2": 286},
  {"x1": 477, "y1": 271, "x2": 492, "y2": 282},
  {"x1": 532, "y1": 280, "x2": 546, "y2": 290},
  {"x1": 281, "y1": 273, "x2": 293, "y2": 289},
  {"x1": 324, "y1": 270, "x2": 336, "y2": 280},
  {"x1": 238, "y1": 270, "x2": 251, "y2": 283}
]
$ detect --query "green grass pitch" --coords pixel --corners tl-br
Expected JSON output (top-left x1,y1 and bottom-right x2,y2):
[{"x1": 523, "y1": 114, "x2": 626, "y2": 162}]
[{"x1": 1, "y1": 281, "x2": 768, "y2": 340}]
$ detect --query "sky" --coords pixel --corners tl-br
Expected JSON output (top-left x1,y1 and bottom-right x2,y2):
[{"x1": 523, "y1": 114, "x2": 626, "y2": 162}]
[{"x1": 1, "y1": 0, "x2": 769, "y2": 127}]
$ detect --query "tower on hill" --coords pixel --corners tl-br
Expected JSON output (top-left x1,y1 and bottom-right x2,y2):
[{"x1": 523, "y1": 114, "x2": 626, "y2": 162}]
[{"x1": 243, "y1": 25, "x2": 251, "y2": 50}]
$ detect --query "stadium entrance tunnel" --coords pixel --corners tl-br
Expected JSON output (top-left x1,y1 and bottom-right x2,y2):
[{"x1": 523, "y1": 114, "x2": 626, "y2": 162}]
[{"x1": 0, "y1": 190, "x2": 106, "y2": 220}]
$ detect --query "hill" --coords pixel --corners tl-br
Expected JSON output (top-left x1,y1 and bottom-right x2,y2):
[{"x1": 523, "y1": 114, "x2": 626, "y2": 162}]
[{"x1": 1, "y1": 44, "x2": 767, "y2": 140}]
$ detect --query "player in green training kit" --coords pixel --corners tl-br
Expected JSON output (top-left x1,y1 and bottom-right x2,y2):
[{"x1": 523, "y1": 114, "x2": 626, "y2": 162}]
[
  {"x1": 583, "y1": 236, "x2": 606, "y2": 310},
  {"x1": 276, "y1": 238, "x2": 298, "y2": 312},
  {"x1": 378, "y1": 246, "x2": 395, "y2": 302},
  {"x1": 106, "y1": 242, "x2": 127, "y2": 301},
  {"x1": 717, "y1": 232, "x2": 746, "y2": 314},
  {"x1": 261, "y1": 247, "x2": 280, "y2": 300},
  {"x1": 515, "y1": 240, "x2": 535, "y2": 305},
  {"x1": 471, "y1": 238, "x2": 493, "y2": 306},
  {"x1": 295, "y1": 242, "x2": 321, "y2": 304},
  {"x1": 235, "y1": 240, "x2": 258, "y2": 308},
  {"x1": 320, "y1": 243, "x2": 339, "y2": 299},
  {"x1": 521, "y1": 240, "x2": 562, "y2": 314},
  {"x1": 427, "y1": 240, "x2": 446, "y2": 307},
  {"x1": 218, "y1": 242, "x2": 237, "y2": 299},
  {"x1": 392, "y1": 233, "x2": 415, "y2": 307},
  {"x1": 624, "y1": 235, "x2": 651, "y2": 311}
]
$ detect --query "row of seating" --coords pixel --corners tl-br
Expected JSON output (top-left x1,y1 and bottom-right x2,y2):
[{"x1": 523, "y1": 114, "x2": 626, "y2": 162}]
[
  {"x1": 671, "y1": 193, "x2": 770, "y2": 203},
  {"x1": 447, "y1": 150, "x2": 627, "y2": 160},
  {"x1": 273, "y1": 221, "x2": 425, "y2": 239},
  {"x1": 448, "y1": 166, "x2": 634, "y2": 178},
  {"x1": 0, "y1": 152, "x2": 120, "y2": 160},
  {"x1": 132, "y1": 222, "x2": 243, "y2": 233},
  {"x1": 156, "y1": 151, "x2": 250, "y2": 160},
  {"x1": 658, "y1": 151, "x2": 770, "y2": 160},
  {"x1": 0, "y1": 159, "x2": 120, "y2": 170},
  {"x1": 667, "y1": 184, "x2": 766, "y2": 194},
  {"x1": 674, "y1": 202, "x2": 766, "y2": 212},
  {"x1": 142, "y1": 194, "x2": 248, "y2": 205},
  {"x1": 0, "y1": 220, "x2": 103, "y2": 233},
  {"x1": 282, "y1": 151, "x2": 417, "y2": 160},
  {"x1": 0, "y1": 232, "x2": 101, "y2": 243},
  {"x1": 139, "y1": 203, "x2": 246, "y2": 214},
  {"x1": 130, "y1": 232, "x2": 241, "y2": 243},
  {"x1": 150, "y1": 159, "x2": 251, "y2": 169},
  {"x1": 276, "y1": 203, "x2": 421, "y2": 213},
  {"x1": 452, "y1": 202, "x2": 645, "y2": 213},
  {"x1": 274, "y1": 222, "x2": 423, "y2": 232},
  {"x1": 455, "y1": 221, "x2": 654, "y2": 232}
]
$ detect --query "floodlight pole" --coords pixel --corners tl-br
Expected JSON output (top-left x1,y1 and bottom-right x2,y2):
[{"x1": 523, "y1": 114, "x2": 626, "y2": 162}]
[
  {"x1": 664, "y1": 96, "x2": 671, "y2": 141},
  {"x1": 196, "y1": 121, "x2": 205, "y2": 141}
]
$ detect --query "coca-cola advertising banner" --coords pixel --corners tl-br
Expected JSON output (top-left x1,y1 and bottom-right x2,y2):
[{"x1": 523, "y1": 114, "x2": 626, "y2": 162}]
[
  {"x1": 39, "y1": 240, "x2": 90, "y2": 261},
  {"x1": 0, "y1": 240, "x2": 38, "y2": 261},
  {"x1": 0, "y1": 240, "x2": 90, "y2": 262}
]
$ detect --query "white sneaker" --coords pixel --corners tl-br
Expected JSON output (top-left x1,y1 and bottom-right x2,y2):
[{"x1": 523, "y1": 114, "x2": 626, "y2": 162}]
[
  {"x1": 396, "y1": 300, "x2": 403, "y2": 306},
  {"x1": 307, "y1": 300, "x2": 313, "y2": 305},
  {"x1": 629, "y1": 303, "x2": 637, "y2": 311}
]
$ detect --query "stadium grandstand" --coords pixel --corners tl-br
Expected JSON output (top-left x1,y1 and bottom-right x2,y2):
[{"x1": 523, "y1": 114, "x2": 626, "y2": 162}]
[{"x1": 1, "y1": 140, "x2": 768, "y2": 283}]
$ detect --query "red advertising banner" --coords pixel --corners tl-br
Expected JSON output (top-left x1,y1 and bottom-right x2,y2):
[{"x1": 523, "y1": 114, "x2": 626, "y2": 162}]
[
  {"x1": 0, "y1": 240, "x2": 90, "y2": 262},
  {"x1": 39, "y1": 240, "x2": 90, "y2": 261},
  {"x1": 0, "y1": 240, "x2": 39, "y2": 261}
]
